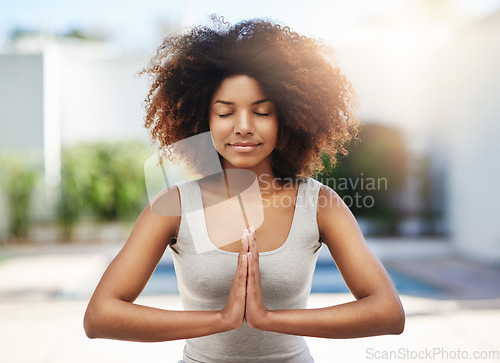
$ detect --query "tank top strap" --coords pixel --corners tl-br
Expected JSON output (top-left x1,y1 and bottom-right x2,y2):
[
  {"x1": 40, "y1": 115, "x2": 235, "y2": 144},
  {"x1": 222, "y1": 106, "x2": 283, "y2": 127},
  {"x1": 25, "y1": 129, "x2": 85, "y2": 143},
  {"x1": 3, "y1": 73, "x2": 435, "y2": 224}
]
[
  {"x1": 175, "y1": 179, "x2": 202, "y2": 214},
  {"x1": 288, "y1": 177, "x2": 323, "y2": 252},
  {"x1": 295, "y1": 177, "x2": 323, "y2": 220},
  {"x1": 174, "y1": 180, "x2": 215, "y2": 254}
]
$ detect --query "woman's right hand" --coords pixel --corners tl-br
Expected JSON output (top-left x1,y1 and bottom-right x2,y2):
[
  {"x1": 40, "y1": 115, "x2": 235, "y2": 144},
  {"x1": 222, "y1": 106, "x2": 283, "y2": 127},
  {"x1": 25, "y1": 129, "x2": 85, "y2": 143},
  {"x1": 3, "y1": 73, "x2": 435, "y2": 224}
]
[{"x1": 220, "y1": 234, "x2": 249, "y2": 330}]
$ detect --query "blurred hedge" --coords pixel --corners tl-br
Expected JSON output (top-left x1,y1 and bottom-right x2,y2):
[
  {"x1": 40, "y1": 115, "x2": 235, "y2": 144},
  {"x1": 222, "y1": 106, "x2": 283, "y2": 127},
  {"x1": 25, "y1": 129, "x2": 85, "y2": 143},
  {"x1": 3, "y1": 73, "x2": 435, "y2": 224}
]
[
  {"x1": 0, "y1": 154, "x2": 38, "y2": 240},
  {"x1": 57, "y1": 140, "x2": 150, "y2": 239},
  {"x1": 315, "y1": 123, "x2": 410, "y2": 235}
]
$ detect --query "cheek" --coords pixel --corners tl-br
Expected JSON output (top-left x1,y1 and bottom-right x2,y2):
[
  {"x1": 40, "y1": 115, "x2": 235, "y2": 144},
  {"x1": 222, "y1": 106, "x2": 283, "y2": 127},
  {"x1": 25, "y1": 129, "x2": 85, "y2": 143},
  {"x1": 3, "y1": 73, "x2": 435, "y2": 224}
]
[
  {"x1": 209, "y1": 118, "x2": 220, "y2": 137},
  {"x1": 209, "y1": 120, "x2": 226, "y2": 151},
  {"x1": 269, "y1": 119, "x2": 279, "y2": 144}
]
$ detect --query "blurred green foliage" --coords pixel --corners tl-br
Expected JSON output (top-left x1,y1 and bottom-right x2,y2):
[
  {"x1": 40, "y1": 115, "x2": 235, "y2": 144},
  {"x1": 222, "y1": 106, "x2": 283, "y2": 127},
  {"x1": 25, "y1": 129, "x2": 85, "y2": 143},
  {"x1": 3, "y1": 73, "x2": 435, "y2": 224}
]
[
  {"x1": 0, "y1": 154, "x2": 38, "y2": 240},
  {"x1": 57, "y1": 141, "x2": 150, "y2": 239},
  {"x1": 315, "y1": 123, "x2": 410, "y2": 235}
]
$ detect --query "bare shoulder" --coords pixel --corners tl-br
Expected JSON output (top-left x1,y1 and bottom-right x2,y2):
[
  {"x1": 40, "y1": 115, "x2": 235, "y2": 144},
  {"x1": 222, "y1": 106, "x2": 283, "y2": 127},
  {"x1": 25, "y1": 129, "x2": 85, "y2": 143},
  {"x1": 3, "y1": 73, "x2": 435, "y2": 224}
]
[
  {"x1": 317, "y1": 183, "x2": 341, "y2": 202},
  {"x1": 316, "y1": 184, "x2": 362, "y2": 247},
  {"x1": 131, "y1": 185, "x2": 182, "y2": 247},
  {"x1": 317, "y1": 184, "x2": 351, "y2": 219}
]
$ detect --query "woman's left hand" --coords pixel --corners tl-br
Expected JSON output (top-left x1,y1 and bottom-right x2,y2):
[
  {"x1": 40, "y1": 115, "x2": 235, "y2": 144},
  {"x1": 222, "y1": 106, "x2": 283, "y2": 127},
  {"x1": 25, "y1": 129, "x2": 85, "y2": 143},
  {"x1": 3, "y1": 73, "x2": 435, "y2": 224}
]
[{"x1": 243, "y1": 226, "x2": 269, "y2": 329}]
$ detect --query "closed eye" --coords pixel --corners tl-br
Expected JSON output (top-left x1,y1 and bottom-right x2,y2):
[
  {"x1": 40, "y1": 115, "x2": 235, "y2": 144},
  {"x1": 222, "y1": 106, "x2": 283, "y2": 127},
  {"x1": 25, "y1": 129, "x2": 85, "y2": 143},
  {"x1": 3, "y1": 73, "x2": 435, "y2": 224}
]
[
  {"x1": 254, "y1": 112, "x2": 270, "y2": 116},
  {"x1": 218, "y1": 113, "x2": 234, "y2": 118}
]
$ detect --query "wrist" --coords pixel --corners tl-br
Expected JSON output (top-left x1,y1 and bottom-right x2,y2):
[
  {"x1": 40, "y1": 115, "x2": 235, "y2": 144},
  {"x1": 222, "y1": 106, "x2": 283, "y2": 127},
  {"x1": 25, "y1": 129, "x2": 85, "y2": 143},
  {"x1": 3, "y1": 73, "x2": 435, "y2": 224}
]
[
  {"x1": 252, "y1": 309, "x2": 272, "y2": 331},
  {"x1": 218, "y1": 309, "x2": 242, "y2": 332}
]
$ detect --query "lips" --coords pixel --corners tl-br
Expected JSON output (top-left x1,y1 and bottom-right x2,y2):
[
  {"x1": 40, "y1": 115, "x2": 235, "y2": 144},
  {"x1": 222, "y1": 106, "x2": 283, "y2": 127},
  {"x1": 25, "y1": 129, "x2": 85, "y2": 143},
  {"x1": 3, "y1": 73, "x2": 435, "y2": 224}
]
[
  {"x1": 229, "y1": 142, "x2": 261, "y2": 152},
  {"x1": 231, "y1": 142, "x2": 260, "y2": 146}
]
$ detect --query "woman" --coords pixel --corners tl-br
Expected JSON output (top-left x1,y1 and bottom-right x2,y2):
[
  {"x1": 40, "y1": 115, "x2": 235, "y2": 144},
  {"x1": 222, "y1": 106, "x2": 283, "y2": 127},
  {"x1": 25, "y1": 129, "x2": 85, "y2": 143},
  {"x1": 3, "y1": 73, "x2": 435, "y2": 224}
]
[{"x1": 84, "y1": 17, "x2": 405, "y2": 362}]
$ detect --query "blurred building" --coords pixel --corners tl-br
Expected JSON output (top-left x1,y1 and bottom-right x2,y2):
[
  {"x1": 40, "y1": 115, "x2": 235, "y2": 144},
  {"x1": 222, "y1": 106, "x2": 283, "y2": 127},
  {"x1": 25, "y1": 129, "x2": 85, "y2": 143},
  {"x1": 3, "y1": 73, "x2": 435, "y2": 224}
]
[
  {"x1": 0, "y1": 35, "x2": 152, "y2": 229},
  {"x1": 332, "y1": 9, "x2": 500, "y2": 263},
  {"x1": 424, "y1": 10, "x2": 500, "y2": 263}
]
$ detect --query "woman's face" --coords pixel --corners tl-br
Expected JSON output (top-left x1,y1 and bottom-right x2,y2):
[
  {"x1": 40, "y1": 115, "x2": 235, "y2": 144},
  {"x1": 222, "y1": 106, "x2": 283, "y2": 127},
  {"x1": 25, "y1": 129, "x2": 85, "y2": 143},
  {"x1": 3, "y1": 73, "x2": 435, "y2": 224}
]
[{"x1": 209, "y1": 75, "x2": 279, "y2": 173}]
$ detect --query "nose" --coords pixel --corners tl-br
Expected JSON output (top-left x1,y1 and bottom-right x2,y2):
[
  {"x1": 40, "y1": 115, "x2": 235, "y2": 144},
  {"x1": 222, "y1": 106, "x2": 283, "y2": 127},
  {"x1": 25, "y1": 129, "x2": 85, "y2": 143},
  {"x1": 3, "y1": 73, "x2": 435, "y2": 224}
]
[{"x1": 233, "y1": 111, "x2": 254, "y2": 135}]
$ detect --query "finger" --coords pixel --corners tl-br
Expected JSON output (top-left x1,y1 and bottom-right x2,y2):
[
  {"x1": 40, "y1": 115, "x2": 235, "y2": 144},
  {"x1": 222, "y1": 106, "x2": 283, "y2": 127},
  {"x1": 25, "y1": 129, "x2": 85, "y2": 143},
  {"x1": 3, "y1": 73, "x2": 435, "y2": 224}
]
[
  {"x1": 247, "y1": 227, "x2": 256, "y2": 248},
  {"x1": 241, "y1": 254, "x2": 247, "y2": 280},
  {"x1": 247, "y1": 241, "x2": 260, "y2": 281},
  {"x1": 245, "y1": 229, "x2": 251, "y2": 248},
  {"x1": 247, "y1": 228, "x2": 258, "y2": 264},
  {"x1": 243, "y1": 229, "x2": 250, "y2": 252},
  {"x1": 235, "y1": 254, "x2": 247, "y2": 300},
  {"x1": 241, "y1": 233, "x2": 249, "y2": 255},
  {"x1": 244, "y1": 234, "x2": 249, "y2": 253},
  {"x1": 236, "y1": 249, "x2": 243, "y2": 274},
  {"x1": 247, "y1": 252, "x2": 254, "y2": 279},
  {"x1": 236, "y1": 252, "x2": 247, "y2": 286},
  {"x1": 237, "y1": 237, "x2": 247, "y2": 275},
  {"x1": 246, "y1": 233, "x2": 252, "y2": 259},
  {"x1": 253, "y1": 230, "x2": 258, "y2": 254},
  {"x1": 249, "y1": 252, "x2": 260, "y2": 290}
]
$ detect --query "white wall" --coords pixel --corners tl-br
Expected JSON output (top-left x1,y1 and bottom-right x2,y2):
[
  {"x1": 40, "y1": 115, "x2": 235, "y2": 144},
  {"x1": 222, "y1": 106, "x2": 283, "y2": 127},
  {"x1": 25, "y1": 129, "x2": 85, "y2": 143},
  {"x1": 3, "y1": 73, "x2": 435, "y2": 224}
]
[
  {"x1": 59, "y1": 49, "x2": 151, "y2": 145},
  {"x1": 0, "y1": 54, "x2": 44, "y2": 154},
  {"x1": 427, "y1": 15, "x2": 500, "y2": 263}
]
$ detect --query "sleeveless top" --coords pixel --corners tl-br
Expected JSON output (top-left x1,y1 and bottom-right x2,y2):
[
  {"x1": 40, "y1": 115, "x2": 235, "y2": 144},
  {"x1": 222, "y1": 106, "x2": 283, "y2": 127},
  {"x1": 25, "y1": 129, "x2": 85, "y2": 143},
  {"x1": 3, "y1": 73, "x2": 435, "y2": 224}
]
[{"x1": 169, "y1": 177, "x2": 324, "y2": 362}]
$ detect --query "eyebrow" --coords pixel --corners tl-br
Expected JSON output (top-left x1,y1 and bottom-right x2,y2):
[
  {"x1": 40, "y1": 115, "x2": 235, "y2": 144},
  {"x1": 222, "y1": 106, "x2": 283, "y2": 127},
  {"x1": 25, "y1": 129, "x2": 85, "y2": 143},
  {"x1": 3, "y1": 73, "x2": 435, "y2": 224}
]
[{"x1": 214, "y1": 98, "x2": 270, "y2": 105}]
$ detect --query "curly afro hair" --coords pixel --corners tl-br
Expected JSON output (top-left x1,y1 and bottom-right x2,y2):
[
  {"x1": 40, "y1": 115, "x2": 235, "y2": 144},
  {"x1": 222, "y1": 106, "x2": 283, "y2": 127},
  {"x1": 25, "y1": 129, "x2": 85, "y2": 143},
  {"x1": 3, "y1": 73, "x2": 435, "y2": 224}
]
[{"x1": 141, "y1": 16, "x2": 360, "y2": 181}]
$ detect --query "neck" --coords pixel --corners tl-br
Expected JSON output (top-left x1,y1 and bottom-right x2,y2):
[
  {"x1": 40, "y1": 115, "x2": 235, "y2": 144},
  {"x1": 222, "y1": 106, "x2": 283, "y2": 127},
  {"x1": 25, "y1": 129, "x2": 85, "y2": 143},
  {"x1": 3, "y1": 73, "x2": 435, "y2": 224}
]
[{"x1": 221, "y1": 159, "x2": 288, "y2": 195}]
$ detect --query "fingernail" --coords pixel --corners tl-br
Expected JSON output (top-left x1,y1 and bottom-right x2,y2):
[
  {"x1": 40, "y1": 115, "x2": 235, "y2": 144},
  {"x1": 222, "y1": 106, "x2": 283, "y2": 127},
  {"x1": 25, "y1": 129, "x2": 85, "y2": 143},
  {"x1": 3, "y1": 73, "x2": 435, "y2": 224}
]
[{"x1": 250, "y1": 226, "x2": 255, "y2": 234}]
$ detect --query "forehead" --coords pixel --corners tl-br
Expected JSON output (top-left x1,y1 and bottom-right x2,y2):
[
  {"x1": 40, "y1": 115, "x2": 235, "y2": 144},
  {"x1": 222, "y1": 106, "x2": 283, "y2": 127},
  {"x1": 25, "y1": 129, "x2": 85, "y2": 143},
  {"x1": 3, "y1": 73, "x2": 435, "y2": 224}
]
[{"x1": 211, "y1": 75, "x2": 267, "y2": 104}]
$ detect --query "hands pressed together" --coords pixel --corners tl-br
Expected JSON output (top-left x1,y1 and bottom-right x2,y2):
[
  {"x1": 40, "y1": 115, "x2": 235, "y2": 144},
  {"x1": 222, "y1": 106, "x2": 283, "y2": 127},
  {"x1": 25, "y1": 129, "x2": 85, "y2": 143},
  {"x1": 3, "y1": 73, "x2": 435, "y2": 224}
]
[{"x1": 220, "y1": 226, "x2": 269, "y2": 331}]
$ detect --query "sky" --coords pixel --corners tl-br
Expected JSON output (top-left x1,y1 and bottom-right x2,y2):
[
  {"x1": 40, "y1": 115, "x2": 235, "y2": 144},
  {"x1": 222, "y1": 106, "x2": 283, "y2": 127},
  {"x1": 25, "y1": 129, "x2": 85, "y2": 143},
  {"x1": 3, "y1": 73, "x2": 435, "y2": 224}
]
[{"x1": 1, "y1": 0, "x2": 500, "y2": 53}]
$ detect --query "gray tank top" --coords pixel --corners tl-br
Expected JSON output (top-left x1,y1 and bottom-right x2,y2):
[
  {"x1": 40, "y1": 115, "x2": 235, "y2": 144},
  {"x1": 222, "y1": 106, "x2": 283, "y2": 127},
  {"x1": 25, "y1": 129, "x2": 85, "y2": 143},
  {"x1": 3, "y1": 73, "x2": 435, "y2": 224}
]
[{"x1": 169, "y1": 177, "x2": 323, "y2": 362}]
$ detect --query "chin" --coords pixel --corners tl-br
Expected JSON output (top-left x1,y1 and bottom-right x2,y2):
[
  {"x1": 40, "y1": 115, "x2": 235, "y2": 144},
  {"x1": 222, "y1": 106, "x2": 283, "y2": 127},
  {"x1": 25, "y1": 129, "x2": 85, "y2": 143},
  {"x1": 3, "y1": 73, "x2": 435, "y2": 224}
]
[
  {"x1": 221, "y1": 156, "x2": 255, "y2": 168},
  {"x1": 225, "y1": 161, "x2": 257, "y2": 169}
]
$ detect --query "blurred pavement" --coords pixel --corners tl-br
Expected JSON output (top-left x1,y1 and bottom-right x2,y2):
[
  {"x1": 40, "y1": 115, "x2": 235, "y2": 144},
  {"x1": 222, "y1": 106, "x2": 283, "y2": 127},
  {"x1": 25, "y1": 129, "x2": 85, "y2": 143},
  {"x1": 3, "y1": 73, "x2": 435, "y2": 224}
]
[{"x1": 1, "y1": 239, "x2": 499, "y2": 362}]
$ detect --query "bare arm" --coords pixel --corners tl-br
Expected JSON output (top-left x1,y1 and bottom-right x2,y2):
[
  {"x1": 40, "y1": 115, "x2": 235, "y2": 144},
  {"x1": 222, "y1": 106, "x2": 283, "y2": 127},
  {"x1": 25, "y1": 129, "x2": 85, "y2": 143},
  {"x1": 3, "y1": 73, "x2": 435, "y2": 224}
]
[
  {"x1": 83, "y1": 186, "x2": 248, "y2": 342},
  {"x1": 245, "y1": 185, "x2": 405, "y2": 338}
]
